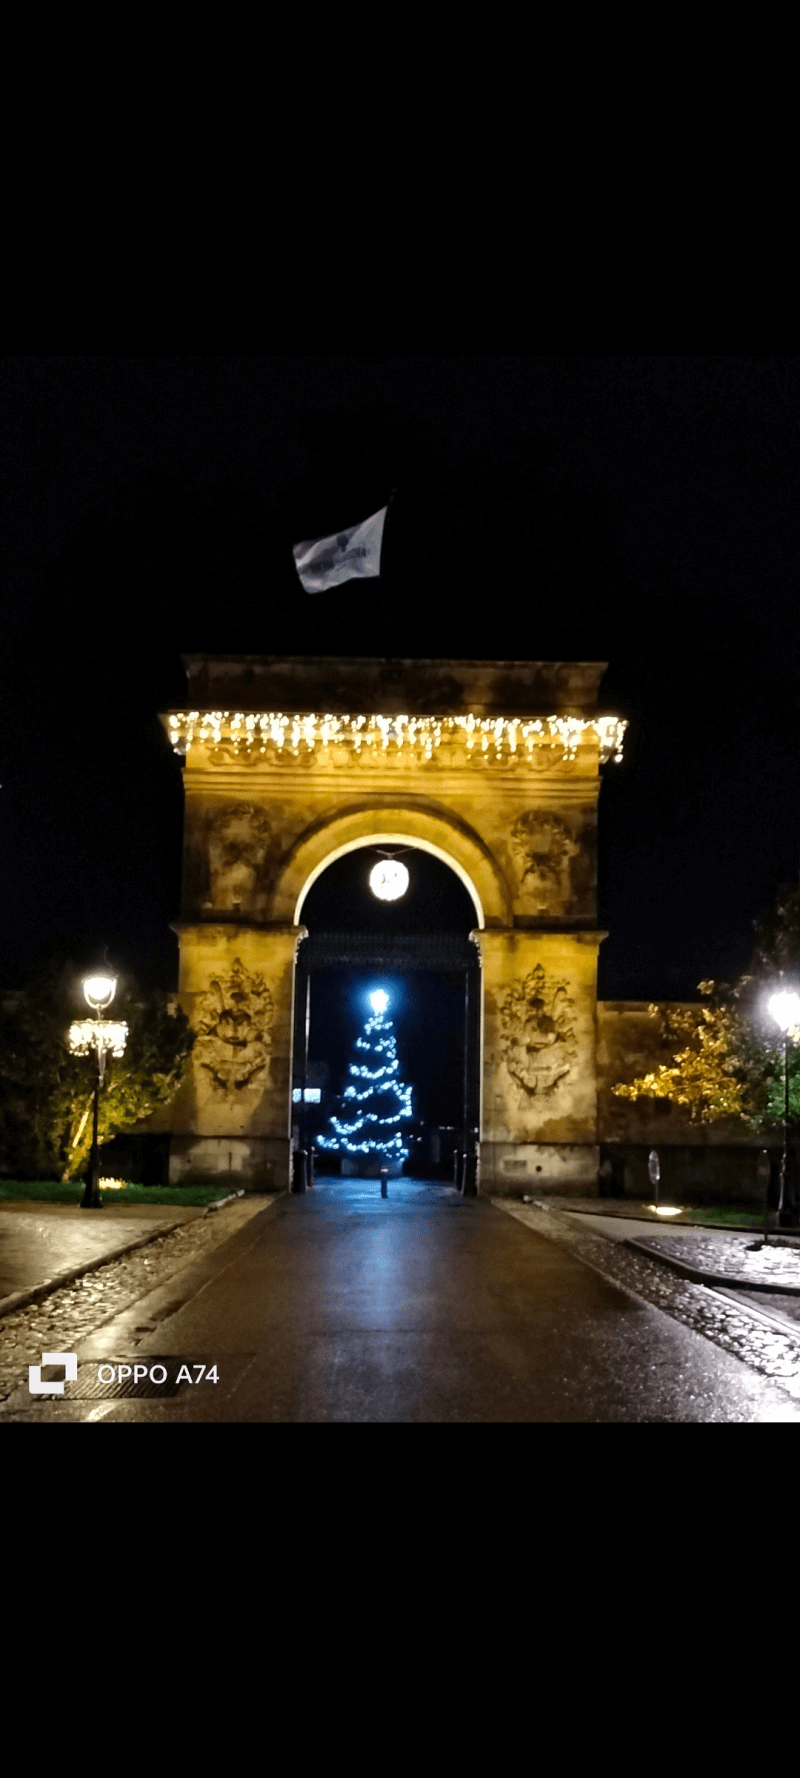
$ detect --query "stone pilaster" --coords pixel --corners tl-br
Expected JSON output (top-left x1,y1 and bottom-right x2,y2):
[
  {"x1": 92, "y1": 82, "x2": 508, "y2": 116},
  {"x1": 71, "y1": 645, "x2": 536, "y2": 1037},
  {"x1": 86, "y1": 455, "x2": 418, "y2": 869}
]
[
  {"x1": 477, "y1": 928, "x2": 603, "y2": 1195},
  {"x1": 167, "y1": 922, "x2": 306, "y2": 1191}
]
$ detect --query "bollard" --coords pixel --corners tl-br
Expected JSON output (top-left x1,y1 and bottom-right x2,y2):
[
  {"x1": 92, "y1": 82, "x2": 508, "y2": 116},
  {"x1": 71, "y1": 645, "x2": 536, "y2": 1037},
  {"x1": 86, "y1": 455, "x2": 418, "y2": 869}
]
[
  {"x1": 292, "y1": 1147, "x2": 307, "y2": 1193},
  {"x1": 380, "y1": 1164, "x2": 388, "y2": 1198},
  {"x1": 462, "y1": 1153, "x2": 478, "y2": 1198}
]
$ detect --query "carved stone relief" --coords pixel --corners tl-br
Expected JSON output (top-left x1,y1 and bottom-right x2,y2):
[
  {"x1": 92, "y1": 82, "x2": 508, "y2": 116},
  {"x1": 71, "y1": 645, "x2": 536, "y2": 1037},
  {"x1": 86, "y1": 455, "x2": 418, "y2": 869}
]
[
  {"x1": 498, "y1": 964, "x2": 578, "y2": 1097},
  {"x1": 194, "y1": 959, "x2": 273, "y2": 1096},
  {"x1": 510, "y1": 811, "x2": 578, "y2": 913},
  {"x1": 205, "y1": 805, "x2": 273, "y2": 913}
]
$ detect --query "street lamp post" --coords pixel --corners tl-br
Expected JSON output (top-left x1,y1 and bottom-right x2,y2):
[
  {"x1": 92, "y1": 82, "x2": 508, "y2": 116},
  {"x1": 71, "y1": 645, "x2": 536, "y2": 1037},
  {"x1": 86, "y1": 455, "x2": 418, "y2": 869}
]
[
  {"x1": 766, "y1": 989, "x2": 800, "y2": 1240},
  {"x1": 68, "y1": 969, "x2": 128, "y2": 1209}
]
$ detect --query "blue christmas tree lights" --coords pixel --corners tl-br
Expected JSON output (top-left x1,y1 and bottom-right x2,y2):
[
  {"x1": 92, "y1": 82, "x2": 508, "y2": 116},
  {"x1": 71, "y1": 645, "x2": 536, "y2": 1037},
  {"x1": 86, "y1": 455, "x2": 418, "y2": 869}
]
[{"x1": 317, "y1": 989, "x2": 413, "y2": 1164}]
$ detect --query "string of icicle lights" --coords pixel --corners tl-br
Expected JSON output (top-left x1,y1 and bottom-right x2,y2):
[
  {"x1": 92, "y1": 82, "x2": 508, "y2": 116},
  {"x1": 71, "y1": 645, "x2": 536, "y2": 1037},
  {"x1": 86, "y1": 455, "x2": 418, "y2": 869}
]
[{"x1": 167, "y1": 710, "x2": 627, "y2": 764}]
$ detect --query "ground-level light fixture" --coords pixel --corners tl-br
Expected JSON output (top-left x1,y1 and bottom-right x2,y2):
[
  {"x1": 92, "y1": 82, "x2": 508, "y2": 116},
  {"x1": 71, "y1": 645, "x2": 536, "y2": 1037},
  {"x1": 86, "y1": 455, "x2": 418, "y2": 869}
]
[
  {"x1": 67, "y1": 966, "x2": 128, "y2": 1209},
  {"x1": 644, "y1": 1146, "x2": 683, "y2": 1216}
]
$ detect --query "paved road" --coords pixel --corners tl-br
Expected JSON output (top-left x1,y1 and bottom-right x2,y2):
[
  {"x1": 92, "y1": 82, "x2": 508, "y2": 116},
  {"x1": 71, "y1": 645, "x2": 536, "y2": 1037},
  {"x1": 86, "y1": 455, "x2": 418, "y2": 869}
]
[{"x1": 7, "y1": 1177, "x2": 799, "y2": 1422}]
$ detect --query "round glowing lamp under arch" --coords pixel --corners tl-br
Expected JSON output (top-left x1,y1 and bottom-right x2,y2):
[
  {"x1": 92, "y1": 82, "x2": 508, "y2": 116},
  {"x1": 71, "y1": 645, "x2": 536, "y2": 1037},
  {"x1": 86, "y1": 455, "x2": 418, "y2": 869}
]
[{"x1": 369, "y1": 859, "x2": 409, "y2": 901}]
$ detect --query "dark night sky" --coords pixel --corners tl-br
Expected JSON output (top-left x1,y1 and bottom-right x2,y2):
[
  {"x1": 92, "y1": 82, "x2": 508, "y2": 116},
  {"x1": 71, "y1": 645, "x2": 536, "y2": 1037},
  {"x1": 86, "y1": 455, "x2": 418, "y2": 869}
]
[{"x1": 2, "y1": 355, "x2": 799, "y2": 1035}]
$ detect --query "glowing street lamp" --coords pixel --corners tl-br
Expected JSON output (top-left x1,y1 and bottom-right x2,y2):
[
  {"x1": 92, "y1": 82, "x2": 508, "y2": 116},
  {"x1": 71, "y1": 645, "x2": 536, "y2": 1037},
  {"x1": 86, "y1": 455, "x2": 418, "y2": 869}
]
[
  {"x1": 766, "y1": 987, "x2": 800, "y2": 1237},
  {"x1": 68, "y1": 967, "x2": 128, "y2": 1209}
]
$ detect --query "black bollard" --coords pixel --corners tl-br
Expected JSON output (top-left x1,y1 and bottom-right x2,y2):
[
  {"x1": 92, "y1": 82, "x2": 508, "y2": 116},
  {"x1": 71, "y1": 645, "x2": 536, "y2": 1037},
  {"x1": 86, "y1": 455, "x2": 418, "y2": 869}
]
[
  {"x1": 292, "y1": 1147, "x2": 307, "y2": 1193},
  {"x1": 462, "y1": 1153, "x2": 478, "y2": 1197},
  {"x1": 380, "y1": 1165, "x2": 388, "y2": 1198}
]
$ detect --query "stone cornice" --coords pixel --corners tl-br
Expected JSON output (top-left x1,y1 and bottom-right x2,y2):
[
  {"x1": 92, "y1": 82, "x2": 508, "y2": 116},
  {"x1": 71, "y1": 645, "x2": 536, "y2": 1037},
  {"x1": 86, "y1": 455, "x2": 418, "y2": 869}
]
[{"x1": 180, "y1": 655, "x2": 609, "y2": 718}]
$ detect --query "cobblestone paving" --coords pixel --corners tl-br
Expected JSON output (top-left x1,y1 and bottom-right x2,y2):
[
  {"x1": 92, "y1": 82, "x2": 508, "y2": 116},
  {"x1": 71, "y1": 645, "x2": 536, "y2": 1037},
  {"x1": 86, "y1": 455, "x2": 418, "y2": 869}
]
[
  {"x1": 633, "y1": 1231, "x2": 800, "y2": 1284},
  {"x1": 495, "y1": 1203, "x2": 800, "y2": 1404},
  {"x1": 0, "y1": 1198, "x2": 276, "y2": 1401}
]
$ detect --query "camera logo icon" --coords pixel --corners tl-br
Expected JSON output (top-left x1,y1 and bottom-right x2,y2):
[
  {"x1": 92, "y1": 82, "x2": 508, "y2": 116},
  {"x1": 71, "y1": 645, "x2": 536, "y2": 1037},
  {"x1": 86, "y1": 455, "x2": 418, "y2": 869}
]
[{"x1": 28, "y1": 1353, "x2": 78, "y2": 1395}]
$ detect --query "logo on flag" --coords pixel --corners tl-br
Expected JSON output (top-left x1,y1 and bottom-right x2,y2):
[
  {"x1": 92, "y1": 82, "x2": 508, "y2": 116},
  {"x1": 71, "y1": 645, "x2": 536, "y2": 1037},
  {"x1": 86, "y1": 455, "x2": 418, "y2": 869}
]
[{"x1": 292, "y1": 506, "x2": 387, "y2": 595}]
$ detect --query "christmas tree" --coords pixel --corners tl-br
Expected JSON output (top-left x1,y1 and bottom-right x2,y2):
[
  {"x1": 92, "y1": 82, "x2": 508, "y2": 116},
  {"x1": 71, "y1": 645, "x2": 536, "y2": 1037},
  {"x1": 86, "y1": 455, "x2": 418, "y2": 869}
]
[{"x1": 317, "y1": 989, "x2": 413, "y2": 1175}]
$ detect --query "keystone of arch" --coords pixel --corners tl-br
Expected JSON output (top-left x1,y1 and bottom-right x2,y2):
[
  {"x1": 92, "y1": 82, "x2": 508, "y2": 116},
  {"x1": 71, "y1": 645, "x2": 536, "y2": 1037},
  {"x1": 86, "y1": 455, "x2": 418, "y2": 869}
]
[{"x1": 271, "y1": 804, "x2": 513, "y2": 928}]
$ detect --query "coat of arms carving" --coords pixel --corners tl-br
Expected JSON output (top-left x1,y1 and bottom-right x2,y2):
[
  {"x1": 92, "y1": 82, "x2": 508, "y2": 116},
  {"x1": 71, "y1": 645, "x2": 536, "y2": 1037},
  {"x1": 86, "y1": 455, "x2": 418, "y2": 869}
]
[
  {"x1": 206, "y1": 805, "x2": 273, "y2": 913},
  {"x1": 194, "y1": 959, "x2": 273, "y2": 1095},
  {"x1": 499, "y1": 964, "x2": 577, "y2": 1096},
  {"x1": 510, "y1": 811, "x2": 578, "y2": 913}
]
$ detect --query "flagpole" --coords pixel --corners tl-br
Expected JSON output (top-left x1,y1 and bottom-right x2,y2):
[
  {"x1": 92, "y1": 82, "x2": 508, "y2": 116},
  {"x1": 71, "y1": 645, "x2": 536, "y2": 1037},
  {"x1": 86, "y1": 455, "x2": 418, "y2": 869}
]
[{"x1": 380, "y1": 487, "x2": 397, "y2": 661}]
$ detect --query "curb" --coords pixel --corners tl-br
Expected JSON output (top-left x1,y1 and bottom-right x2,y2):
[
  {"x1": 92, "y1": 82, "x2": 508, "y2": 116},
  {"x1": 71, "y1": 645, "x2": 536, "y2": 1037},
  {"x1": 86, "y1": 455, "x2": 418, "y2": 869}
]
[
  {"x1": 0, "y1": 1192, "x2": 247, "y2": 1322},
  {"x1": 627, "y1": 1236, "x2": 800, "y2": 1297},
  {"x1": 500, "y1": 1201, "x2": 800, "y2": 1340},
  {"x1": 204, "y1": 1189, "x2": 246, "y2": 1213},
  {"x1": 524, "y1": 1198, "x2": 800, "y2": 1236}
]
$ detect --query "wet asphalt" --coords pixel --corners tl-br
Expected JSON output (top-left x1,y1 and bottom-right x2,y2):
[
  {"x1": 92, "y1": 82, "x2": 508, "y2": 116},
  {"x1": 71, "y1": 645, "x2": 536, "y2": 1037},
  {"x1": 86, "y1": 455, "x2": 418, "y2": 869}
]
[{"x1": 12, "y1": 1175, "x2": 799, "y2": 1423}]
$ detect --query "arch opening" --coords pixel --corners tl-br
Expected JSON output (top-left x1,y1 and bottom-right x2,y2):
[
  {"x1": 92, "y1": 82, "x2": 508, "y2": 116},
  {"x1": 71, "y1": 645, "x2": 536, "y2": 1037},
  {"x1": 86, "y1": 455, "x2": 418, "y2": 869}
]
[
  {"x1": 291, "y1": 843, "x2": 481, "y2": 1191},
  {"x1": 295, "y1": 833, "x2": 485, "y2": 929}
]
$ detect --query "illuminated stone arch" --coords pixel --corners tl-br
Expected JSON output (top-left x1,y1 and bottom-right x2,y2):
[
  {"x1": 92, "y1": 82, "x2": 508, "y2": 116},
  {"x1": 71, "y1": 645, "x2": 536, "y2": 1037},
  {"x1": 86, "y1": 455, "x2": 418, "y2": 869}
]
[
  {"x1": 270, "y1": 804, "x2": 512, "y2": 929},
  {"x1": 160, "y1": 656, "x2": 623, "y2": 1196}
]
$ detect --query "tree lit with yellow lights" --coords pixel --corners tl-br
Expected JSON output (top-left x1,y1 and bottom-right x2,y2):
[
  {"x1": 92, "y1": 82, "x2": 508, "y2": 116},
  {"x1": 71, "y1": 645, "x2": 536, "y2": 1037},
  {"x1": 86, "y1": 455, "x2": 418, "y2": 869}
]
[{"x1": 613, "y1": 979, "x2": 800, "y2": 1130}]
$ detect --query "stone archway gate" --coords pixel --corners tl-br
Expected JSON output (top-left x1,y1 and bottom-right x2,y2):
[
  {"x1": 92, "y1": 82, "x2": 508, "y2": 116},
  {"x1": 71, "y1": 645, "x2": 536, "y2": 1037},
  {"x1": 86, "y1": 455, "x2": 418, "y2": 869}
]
[{"x1": 158, "y1": 656, "x2": 626, "y2": 1195}]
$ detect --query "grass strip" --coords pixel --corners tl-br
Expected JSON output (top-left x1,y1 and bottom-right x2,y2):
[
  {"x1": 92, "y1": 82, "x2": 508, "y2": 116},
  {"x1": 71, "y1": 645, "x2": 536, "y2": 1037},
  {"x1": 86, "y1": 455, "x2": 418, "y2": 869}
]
[{"x1": 0, "y1": 1179, "x2": 237, "y2": 1209}]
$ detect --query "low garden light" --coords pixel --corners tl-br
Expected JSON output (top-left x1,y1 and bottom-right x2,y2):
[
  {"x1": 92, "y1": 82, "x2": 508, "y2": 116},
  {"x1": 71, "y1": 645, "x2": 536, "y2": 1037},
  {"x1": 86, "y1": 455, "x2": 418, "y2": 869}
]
[
  {"x1": 644, "y1": 1145, "x2": 683, "y2": 1216},
  {"x1": 766, "y1": 987, "x2": 800, "y2": 1236},
  {"x1": 67, "y1": 968, "x2": 128, "y2": 1209}
]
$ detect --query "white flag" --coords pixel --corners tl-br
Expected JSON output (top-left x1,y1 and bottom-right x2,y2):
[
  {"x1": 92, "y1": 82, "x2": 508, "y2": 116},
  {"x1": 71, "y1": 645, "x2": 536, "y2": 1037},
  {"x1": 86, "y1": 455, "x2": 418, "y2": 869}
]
[{"x1": 292, "y1": 506, "x2": 387, "y2": 594}]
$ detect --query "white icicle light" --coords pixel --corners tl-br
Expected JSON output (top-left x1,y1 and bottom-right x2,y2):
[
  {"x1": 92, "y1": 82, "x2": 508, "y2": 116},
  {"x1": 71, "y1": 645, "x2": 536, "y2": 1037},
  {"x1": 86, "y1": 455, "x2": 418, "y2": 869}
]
[{"x1": 167, "y1": 709, "x2": 627, "y2": 765}]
